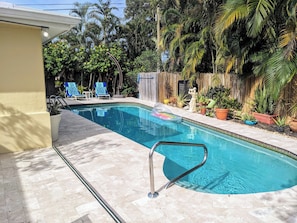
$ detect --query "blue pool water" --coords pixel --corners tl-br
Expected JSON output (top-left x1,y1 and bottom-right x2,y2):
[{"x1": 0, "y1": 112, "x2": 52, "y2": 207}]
[{"x1": 72, "y1": 104, "x2": 297, "y2": 194}]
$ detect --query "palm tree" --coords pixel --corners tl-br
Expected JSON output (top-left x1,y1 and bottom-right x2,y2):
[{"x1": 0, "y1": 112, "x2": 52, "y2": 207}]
[
  {"x1": 215, "y1": 0, "x2": 296, "y2": 98},
  {"x1": 160, "y1": 1, "x2": 189, "y2": 71},
  {"x1": 60, "y1": 3, "x2": 95, "y2": 86},
  {"x1": 89, "y1": 0, "x2": 121, "y2": 45},
  {"x1": 123, "y1": 0, "x2": 157, "y2": 60},
  {"x1": 68, "y1": 2, "x2": 93, "y2": 48},
  {"x1": 160, "y1": 0, "x2": 223, "y2": 81}
]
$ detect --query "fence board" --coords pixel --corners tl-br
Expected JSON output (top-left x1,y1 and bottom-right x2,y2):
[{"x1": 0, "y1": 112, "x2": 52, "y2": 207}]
[
  {"x1": 158, "y1": 72, "x2": 182, "y2": 102},
  {"x1": 138, "y1": 72, "x2": 296, "y2": 115},
  {"x1": 138, "y1": 72, "x2": 158, "y2": 102}
]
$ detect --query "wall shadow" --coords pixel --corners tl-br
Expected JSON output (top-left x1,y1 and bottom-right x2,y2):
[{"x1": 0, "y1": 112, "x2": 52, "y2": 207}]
[{"x1": 0, "y1": 103, "x2": 50, "y2": 153}]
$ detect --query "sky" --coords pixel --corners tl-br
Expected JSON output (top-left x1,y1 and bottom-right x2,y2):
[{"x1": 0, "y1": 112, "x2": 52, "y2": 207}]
[{"x1": 6, "y1": 0, "x2": 126, "y2": 18}]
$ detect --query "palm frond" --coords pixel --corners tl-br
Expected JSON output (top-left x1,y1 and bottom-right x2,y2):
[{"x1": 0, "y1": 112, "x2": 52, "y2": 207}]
[
  {"x1": 215, "y1": 0, "x2": 247, "y2": 38},
  {"x1": 246, "y1": 0, "x2": 276, "y2": 37},
  {"x1": 278, "y1": 3, "x2": 297, "y2": 60}
]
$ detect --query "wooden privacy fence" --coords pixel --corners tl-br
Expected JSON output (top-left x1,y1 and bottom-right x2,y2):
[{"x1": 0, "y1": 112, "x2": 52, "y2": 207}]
[
  {"x1": 138, "y1": 72, "x2": 296, "y2": 112},
  {"x1": 138, "y1": 72, "x2": 184, "y2": 102},
  {"x1": 138, "y1": 72, "x2": 158, "y2": 102}
]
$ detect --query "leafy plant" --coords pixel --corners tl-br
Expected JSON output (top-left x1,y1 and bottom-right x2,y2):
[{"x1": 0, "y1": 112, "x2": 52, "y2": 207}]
[
  {"x1": 132, "y1": 50, "x2": 158, "y2": 72},
  {"x1": 253, "y1": 85, "x2": 276, "y2": 115},
  {"x1": 214, "y1": 91, "x2": 231, "y2": 109},
  {"x1": 43, "y1": 41, "x2": 72, "y2": 78},
  {"x1": 121, "y1": 72, "x2": 138, "y2": 97},
  {"x1": 198, "y1": 95, "x2": 209, "y2": 106},
  {"x1": 47, "y1": 101, "x2": 61, "y2": 116},
  {"x1": 205, "y1": 85, "x2": 230, "y2": 100},
  {"x1": 226, "y1": 98, "x2": 242, "y2": 111},
  {"x1": 205, "y1": 85, "x2": 242, "y2": 110},
  {"x1": 273, "y1": 116, "x2": 287, "y2": 127},
  {"x1": 78, "y1": 85, "x2": 87, "y2": 94},
  {"x1": 241, "y1": 113, "x2": 256, "y2": 122},
  {"x1": 177, "y1": 94, "x2": 188, "y2": 107},
  {"x1": 121, "y1": 85, "x2": 137, "y2": 96}
]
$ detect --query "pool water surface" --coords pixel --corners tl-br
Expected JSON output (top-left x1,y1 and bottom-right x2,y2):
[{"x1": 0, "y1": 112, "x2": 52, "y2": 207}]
[{"x1": 72, "y1": 104, "x2": 297, "y2": 194}]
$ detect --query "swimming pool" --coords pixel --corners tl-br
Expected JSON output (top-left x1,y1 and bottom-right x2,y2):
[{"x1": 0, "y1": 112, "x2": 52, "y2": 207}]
[{"x1": 72, "y1": 103, "x2": 297, "y2": 194}]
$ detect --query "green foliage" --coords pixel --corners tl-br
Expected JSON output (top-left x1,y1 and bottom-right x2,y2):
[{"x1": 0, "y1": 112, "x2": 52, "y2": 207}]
[
  {"x1": 273, "y1": 116, "x2": 287, "y2": 127},
  {"x1": 177, "y1": 94, "x2": 188, "y2": 106},
  {"x1": 67, "y1": 2, "x2": 94, "y2": 48},
  {"x1": 83, "y1": 44, "x2": 110, "y2": 73},
  {"x1": 214, "y1": 0, "x2": 297, "y2": 96},
  {"x1": 121, "y1": 70, "x2": 138, "y2": 96},
  {"x1": 198, "y1": 95, "x2": 209, "y2": 105},
  {"x1": 226, "y1": 97, "x2": 242, "y2": 110},
  {"x1": 205, "y1": 85, "x2": 230, "y2": 100},
  {"x1": 123, "y1": 0, "x2": 157, "y2": 59},
  {"x1": 90, "y1": 0, "x2": 121, "y2": 45},
  {"x1": 83, "y1": 44, "x2": 124, "y2": 77},
  {"x1": 42, "y1": 0, "x2": 297, "y2": 105},
  {"x1": 47, "y1": 101, "x2": 61, "y2": 116},
  {"x1": 241, "y1": 113, "x2": 256, "y2": 122},
  {"x1": 253, "y1": 85, "x2": 276, "y2": 115},
  {"x1": 121, "y1": 85, "x2": 137, "y2": 96},
  {"x1": 43, "y1": 41, "x2": 72, "y2": 77},
  {"x1": 133, "y1": 50, "x2": 158, "y2": 73},
  {"x1": 205, "y1": 85, "x2": 242, "y2": 109},
  {"x1": 77, "y1": 85, "x2": 87, "y2": 93}
]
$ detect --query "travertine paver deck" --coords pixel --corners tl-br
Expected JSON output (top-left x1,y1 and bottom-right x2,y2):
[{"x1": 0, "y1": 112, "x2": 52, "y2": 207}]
[{"x1": 1, "y1": 97, "x2": 297, "y2": 222}]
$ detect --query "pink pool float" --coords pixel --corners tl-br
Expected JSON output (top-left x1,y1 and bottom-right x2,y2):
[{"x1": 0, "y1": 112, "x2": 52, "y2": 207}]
[{"x1": 151, "y1": 103, "x2": 182, "y2": 122}]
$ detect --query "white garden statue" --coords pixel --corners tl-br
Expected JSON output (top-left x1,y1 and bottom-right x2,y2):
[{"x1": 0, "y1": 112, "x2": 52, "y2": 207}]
[{"x1": 188, "y1": 87, "x2": 197, "y2": 112}]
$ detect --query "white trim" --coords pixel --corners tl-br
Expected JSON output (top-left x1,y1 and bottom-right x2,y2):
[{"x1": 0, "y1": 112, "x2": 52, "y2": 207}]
[{"x1": 0, "y1": 2, "x2": 80, "y2": 43}]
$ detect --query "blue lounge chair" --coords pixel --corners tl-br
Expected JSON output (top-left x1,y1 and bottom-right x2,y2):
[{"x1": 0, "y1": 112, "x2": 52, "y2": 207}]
[
  {"x1": 95, "y1": 82, "x2": 110, "y2": 99},
  {"x1": 64, "y1": 82, "x2": 86, "y2": 100}
]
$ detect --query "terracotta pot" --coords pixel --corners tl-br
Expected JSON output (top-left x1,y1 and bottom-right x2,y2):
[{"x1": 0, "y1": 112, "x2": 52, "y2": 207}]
[
  {"x1": 253, "y1": 112, "x2": 277, "y2": 125},
  {"x1": 215, "y1": 108, "x2": 229, "y2": 120},
  {"x1": 200, "y1": 107, "x2": 206, "y2": 115},
  {"x1": 289, "y1": 119, "x2": 297, "y2": 132}
]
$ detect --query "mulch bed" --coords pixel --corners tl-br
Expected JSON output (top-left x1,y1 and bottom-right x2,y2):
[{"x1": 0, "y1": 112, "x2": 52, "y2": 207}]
[{"x1": 231, "y1": 119, "x2": 297, "y2": 139}]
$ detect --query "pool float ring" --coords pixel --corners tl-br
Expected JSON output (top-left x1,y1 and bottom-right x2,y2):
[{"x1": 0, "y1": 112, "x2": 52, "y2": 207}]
[{"x1": 151, "y1": 103, "x2": 182, "y2": 122}]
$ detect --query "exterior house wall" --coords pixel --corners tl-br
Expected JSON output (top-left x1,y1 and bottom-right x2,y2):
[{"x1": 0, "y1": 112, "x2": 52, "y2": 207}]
[{"x1": 0, "y1": 22, "x2": 51, "y2": 153}]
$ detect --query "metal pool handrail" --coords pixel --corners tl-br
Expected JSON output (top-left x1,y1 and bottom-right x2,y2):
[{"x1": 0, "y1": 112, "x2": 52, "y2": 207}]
[
  {"x1": 48, "y1": 95, "x2": 72, "y2": 111},
  {"x1": 148, "y1": 141, "x2": 208, "y2": 198}
]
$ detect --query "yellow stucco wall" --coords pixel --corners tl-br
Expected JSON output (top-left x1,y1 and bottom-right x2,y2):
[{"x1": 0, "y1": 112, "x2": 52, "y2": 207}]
[{"x1": 0, "y1": 22, "x2": 52, "y2": 153}]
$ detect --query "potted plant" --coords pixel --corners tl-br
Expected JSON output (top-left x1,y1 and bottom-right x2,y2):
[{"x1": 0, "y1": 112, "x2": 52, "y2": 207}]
[
  {"x1": 273, "y1": 116, "x2": 287, "y2": 132},
  {"x1": 177, "y1": 94, "x2": 187, "y2": 108},
  {"x1": 205, "y1": 86, "x2": 228, "y2": 120},
  {"x1": 198, "y1": 95, "x2": 209, "y2": 115},
  {"x1": 241, "y1": 113, "x2": 257, "y2": 125},
  {"x1": 252, "y1": 85, "x2": 277, "y2": 124},
  {"x1": 48, "y1": 101, "x2": 62, "y2": 141},
  {"x1": 214, "y1": 91, "x2": 231, "y2": 120}
]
